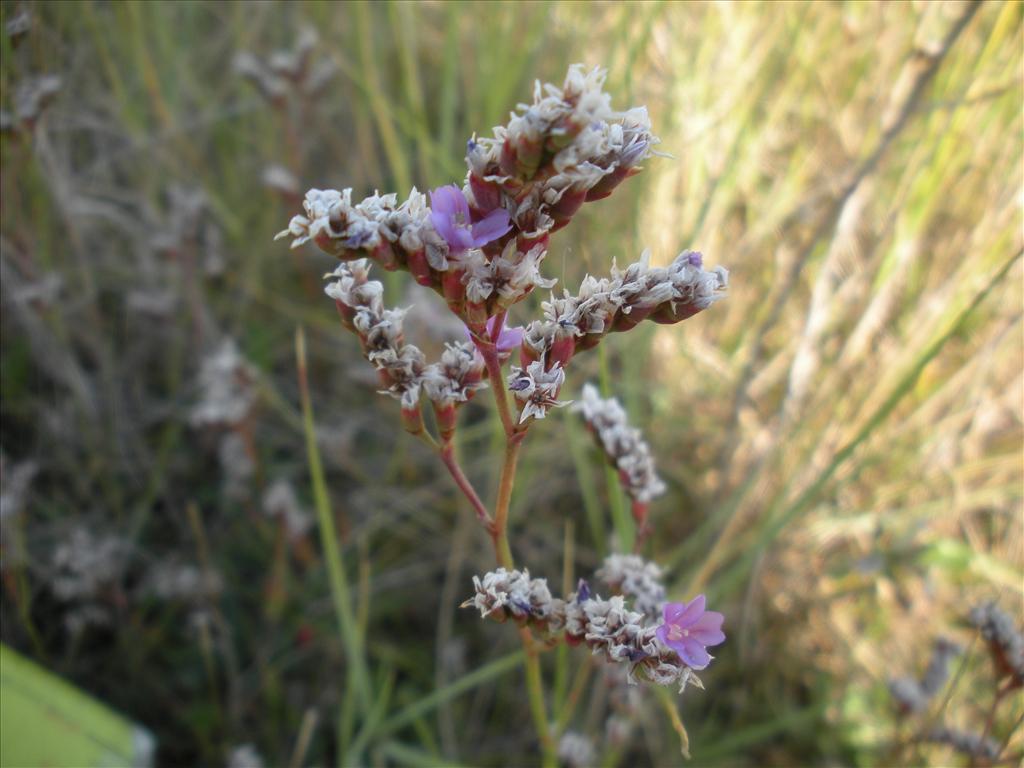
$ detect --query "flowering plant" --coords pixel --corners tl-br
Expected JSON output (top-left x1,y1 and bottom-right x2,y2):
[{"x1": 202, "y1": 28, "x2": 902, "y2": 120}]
[{"x1": 279, "y1": 64, "x2": 728, "y2": 765}]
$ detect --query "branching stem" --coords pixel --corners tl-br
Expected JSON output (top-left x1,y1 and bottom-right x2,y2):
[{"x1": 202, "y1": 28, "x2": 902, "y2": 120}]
[
  {"x1": 443, "y1": 317, "x2": 554, "y2": 766},
  {"x1": 439, "y1": 440, "x2": 494, "y2": 529}
]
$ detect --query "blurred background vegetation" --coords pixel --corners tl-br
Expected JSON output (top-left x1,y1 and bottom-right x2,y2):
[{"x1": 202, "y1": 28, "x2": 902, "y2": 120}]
[{"x1": 1, "y1": 1, "x2": 1021, "y2": 766}]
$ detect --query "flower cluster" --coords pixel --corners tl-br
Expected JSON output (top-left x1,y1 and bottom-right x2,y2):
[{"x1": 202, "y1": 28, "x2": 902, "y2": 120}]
[
  {"x1": 234, "y1": 27, "x2": 335, "y2": 106},
  {"x1": 143, "y1": 560, "x2": 223, "y2": 604},
  {"x1": 507, "y1": 359, "x2": 569, "y2": 424},
  {"x1": 50, "y1": 528, "x2": 127, "y2": 602},
  {"x1": 0, "y1": 455, "x2": 36, "y2": 566},
  {"x1": 324, "y1": 259, "x2": 486, "y2": 438},
  {"x1": 262, "y1": 479, "x2": 314, "y2": 542},
  {"x1": 924, "y1": 727, "x2": 998, "y2": 762},
  {"x1": 276, "y1": 66, "x2": 707, "y2": 336},
  {"x1": 0, "y1": 73, "x2": 61, "y2": 136},
  {"x1": 190, "y1": 339, "x2": 259, "y2": 428},
  {"x1": 969, "y1": 601, "x2": 1024, "y2": 686},
  {"x1": 1, "y1": 456, "x2": 36, "y2": 524},
  {"x1": 574, "y1": 385, "x2": 667, "y2": 531},
  {"x1": 465, "y1": 65, "x2": 660, "y2": 249},
  {"x1": 522, "y1": 250, "x2": 728, "y2": 370},
  {"x1": 278, "y1": 184, "x2": 551, "y2": 329},
  {"x1": 226, "y1": 743, "x2": 265, "y2": 768},
  {"x1": 888, "y1": 637, "x2": 961, "y2": 714},
  {"x1": 464, "y1": 568, "x2": 723, "y2": 691},
  {"x1": 49, "y1": 527, "x2": 130, "y2": 633},
  {"x1": 507, "y1": 250, "x2": 726, "y2": 427},
  {"x1": 596, "y1": 553, "x2": 666, "y2": 619},
  {"x1": 464, "y1": 567, "x2": 562, "y2": 626},
  {"x1": 557, "y1": 732, "x2": 596, "y2": 768},
  {"x1": 279, "y1": 65, "x2": 659, "y2": 268},
  {"x1": 280, "y1": 65, "x2": 727, "y2": 439}
]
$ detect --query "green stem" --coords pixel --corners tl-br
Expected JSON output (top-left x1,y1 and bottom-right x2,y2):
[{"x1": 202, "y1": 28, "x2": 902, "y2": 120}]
[
  {"x1": 491, "y1": 434, "x2": 555, "y2": 767},
  {"x1": 520, "y1": 626, "x2": 557, "y2": 768},
  {"x1": 296, "y1": 328, "x2": 372, "y2": 760},
  {"x1": 491, "y1": 437, "x2": 521, "y2": 569},
  {"x1": 599, "y1": 345, "x2": 634, "y2": 551}
]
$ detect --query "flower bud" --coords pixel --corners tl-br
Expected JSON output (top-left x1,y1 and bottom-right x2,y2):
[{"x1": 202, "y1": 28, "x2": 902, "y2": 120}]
[
  {"x1": 468, "y1": 172, "x2": 503, "y2": 213},
  {"x1": 585, "y1": 165, "x2": 640, "y2": 201},
  {"x1": 371, "y1": 240, "x2": 401, "y2": 271},
  {"x1": 464, "y1": 300, "x2": 489, "y2": 327},
  {"x1": 649, "y1": 302, "x2": 702, "y2": 324},
  {"x1": 516, "y1": 231, "x2": 549, "y2": 254},
  {"x1": 432, "y1": 401, "x2": 457, "y2": 442},
  {"x1": 333, "y1": 298, "x2": 357, "y2": 330},
  {"x1": 514, "y1": 133, "x2": 544, "y2": 179},
  {"x1": 499, "y1": 138, "x2": 518, "y2": 177},
  {"x1": 610, "y1": 305, "x2": 655, "y2": 332},
  {"x1": 400, "y1": 401, "x2": 425, "y2": 436},
  {"x1": 548, "y1": 333, "x2": 576, "y2": 369},
  {"x1": 406, "y1": 248, "x2": 435, "y2": 287},
  {"x1": 549, "y1": 187, "x2": 588, "y2": 230}
]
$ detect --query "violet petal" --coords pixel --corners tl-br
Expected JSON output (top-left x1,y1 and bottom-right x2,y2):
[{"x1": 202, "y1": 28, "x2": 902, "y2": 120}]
[
  {"x1": 495, "y1": 325, "x2": 524, "y2": 353},
  {"x1": 655, "y1": 624, "x2": 671, "y2": 648},
  {"x1": 452, "y1": 228, "x2": 475, "y2": 251},
  {"x1": 470, "y1": 208, "x2": 512, "y2": 246},
  {"x1": 678, "y1": 638, "x2": 711, "y2": 670},
  {"x1": 663, "y1": 601, "x2": 687, "y2": 624},
  {"x1": 675, "y1": 595, "x2": 706, "y2": 628}
]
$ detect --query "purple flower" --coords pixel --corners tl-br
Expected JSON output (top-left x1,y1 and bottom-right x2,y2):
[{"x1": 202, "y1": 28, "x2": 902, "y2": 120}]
[
  {"x1": 655, "y1": 595, "x2": 724, "y2": 670},
  {"x1": 430, "y1": 185, "x2": 511, "y2": 253},
  {"x1": 463, "y1": 316, "x2": 524, "y2": 355}
]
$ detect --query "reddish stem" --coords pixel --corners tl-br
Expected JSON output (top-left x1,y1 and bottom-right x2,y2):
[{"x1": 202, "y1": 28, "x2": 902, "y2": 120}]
[
  {"x1": 479, "y1": 342, "x2": 516, "y2": 437},
  {"x1": 439, "y1": 441, "x2": 494, "y2": 530}
]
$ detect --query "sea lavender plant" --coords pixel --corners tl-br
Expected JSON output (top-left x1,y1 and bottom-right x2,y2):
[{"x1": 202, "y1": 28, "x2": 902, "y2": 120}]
[{"x1": 279, "y1": 64, "x2": 729, "y2": 765}]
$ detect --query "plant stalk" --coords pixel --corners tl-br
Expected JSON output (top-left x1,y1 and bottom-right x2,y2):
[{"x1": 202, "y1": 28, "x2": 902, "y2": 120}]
[
  {"x1": 439, "y1": 440, "x2": 494, "y2": 529},
  {"x1": 492, "y1": 433, "x2": 555, "y2": 767}
]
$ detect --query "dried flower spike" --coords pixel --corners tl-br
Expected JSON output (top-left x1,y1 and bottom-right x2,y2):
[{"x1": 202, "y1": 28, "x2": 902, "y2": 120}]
[
  {"x1": 573, "y1": 384, "x2": 666, "y2": 531},
  {"x1": 969, "y1": 601, "x2": 1024, "y2": 686}
]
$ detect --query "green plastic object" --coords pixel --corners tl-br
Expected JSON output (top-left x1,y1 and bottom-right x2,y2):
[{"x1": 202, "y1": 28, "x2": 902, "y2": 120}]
[{"x1": 0, "y1": 644, "x2": 154, "y2": 768}]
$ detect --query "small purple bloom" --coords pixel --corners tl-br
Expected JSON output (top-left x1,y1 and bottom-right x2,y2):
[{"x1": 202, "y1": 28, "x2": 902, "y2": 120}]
[
  {"x1": 430, "y1": 184, "x2": 511, "y2": 253},
  {"x1": 508, "y1": 377, "x2": 531, "y2": 392},
  {"x1": 686, "y1": 251, "x2": 703, "y2": 268},
  {"x1": 655, "y1": 595, "x2": 724, "y2": 670},
  {"x1": 463, "y1": 316, "x2": 524, "y2": 355},
  {"x1": 576, "y1": 579, "x2": 591, "y2": 602}
]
